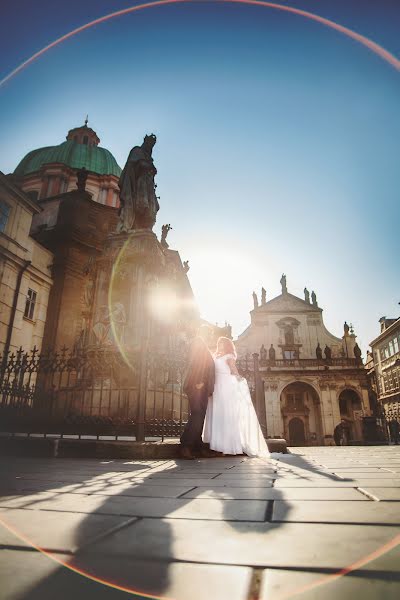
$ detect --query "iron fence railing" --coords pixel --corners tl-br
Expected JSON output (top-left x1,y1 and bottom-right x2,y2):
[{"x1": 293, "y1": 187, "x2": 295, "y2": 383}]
[{"x1": 0, "y1": 346, "x2": 189, "y2": 441}]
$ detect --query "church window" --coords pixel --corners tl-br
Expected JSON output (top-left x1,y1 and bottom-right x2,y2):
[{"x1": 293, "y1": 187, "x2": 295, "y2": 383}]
[
  {"x1": 0, "y1": 200, "x2": 11, "y2": 232},
  {"x1": 394, "y1": 337, "x2": 399, "y2": 354},
  {"x1": 393, "y1": 369, "x2": 399, "y2": 390},
  {"x1": 286, "y1": 393, "x2": 303, "y2": 409},
  {"x1": 24, "y1": 288, "x2": 37, "y2": 320},
  {"x1": 83, "y1": 136, "x2": 88, "y2": 145},
  {"x1": 283, "y1": 349, "x2": 296, "y2": 360},
  {"x1": 285, "y1": 329, "x2": 295, "y2": 345}
]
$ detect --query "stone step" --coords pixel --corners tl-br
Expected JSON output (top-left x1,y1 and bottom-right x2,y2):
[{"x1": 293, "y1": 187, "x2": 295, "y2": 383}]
[{"x1": 0, "y1": 436, "x2": 287, "y2": 458}]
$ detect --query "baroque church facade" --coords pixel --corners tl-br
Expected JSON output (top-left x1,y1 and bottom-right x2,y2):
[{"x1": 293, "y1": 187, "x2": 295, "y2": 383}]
[{"x1": 235, "y1": 278, "x2": 370, "y2": 446}]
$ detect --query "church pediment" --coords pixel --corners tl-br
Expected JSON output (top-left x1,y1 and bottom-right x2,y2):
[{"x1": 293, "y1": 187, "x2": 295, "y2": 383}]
[{"x1": 253, "y1": 293, "x2": 322, "y2": 314}]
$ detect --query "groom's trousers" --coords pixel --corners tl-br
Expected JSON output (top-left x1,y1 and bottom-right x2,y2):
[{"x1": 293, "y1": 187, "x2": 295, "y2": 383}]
[{"x1": 180, "y1": 388, "x2": 208, "y2": 450}]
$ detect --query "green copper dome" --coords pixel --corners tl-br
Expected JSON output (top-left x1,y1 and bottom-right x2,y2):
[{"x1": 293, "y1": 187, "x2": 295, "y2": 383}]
[{"x1": 14, "y1": 140, "x2": 122, "y2": 177}]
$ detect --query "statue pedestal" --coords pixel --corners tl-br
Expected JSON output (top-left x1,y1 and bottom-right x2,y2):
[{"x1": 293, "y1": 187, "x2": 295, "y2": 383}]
[{"x1": 91, "y1": 229, "x2": 167, "y2": 351}]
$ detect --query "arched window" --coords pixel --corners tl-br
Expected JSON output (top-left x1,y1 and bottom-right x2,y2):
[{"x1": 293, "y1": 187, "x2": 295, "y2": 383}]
[{"x1": 83, "y1": 136, "x2": 88, "y2": 145}]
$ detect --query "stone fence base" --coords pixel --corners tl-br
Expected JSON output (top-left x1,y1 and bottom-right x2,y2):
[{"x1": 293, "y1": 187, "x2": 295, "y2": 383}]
[{"x1": 0, "y1": 436, "x2": 288, "y2": 458}]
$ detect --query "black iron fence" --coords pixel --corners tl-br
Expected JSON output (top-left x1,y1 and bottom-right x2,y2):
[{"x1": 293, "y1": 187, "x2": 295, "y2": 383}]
[{"x1": 0, "y1": 346, "x2": 189, "y2": 441}]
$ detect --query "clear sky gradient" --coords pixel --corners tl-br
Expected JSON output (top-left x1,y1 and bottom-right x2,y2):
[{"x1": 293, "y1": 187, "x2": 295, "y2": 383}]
[{"x1": 1, "y1": 0, "x2": 399, "y2": 352}]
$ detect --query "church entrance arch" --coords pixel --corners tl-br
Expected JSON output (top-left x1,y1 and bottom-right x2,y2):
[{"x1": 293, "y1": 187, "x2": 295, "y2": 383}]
[
  {"x1": 338, "y1": 388, "x2": 363, "y2": 442},
  {"x1": 288, "y1": 417, "x2": 306, "y2": 446},
  {"x1": 280, "y1": 382, "x2": 323, "y2": 446}
]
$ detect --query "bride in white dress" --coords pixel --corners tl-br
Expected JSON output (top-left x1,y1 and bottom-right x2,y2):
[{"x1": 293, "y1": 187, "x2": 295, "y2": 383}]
[{"x1": 203, "y1": 337, "x2": 269, "y2": 458}]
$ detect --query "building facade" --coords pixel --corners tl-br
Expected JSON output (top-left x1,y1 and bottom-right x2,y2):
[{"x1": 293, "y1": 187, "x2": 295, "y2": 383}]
[
  {"x1": 235, "y1": 278, "x2": 370, "y2": 446},
  {"x1": 0, "y1": 172, "x2": 53, "y2": 355},
  {"x1": 369, "y1": 317, "x2": 400, "y2": 421}
]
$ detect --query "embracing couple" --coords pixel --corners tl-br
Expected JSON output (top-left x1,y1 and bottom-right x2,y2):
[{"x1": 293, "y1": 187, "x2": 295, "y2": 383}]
[{"x1": 180, "y1": 331, "x2": 269, "y2": 460}]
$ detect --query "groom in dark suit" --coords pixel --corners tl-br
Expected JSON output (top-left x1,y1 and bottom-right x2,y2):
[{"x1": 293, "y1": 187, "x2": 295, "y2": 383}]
[{"x1": 180, "y1": 329, "x2": 215, "y2": 459}]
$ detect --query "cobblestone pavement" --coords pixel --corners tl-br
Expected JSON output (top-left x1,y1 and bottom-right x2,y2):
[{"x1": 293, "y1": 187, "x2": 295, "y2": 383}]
[{"x1": 0, "y1": 446, "x2": 399, "y2": 600}]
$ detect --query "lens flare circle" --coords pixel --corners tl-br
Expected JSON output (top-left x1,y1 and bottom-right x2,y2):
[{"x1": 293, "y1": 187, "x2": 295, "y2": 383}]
[
  {"x1": 108, "y1": 234, "x2": 137, "y2": 372},
  {"x1": 0, "y1": 0, "x2": 399, "y2": 89},
  {"x1": 1, "y1": 1, "x2": 399, "y2": 598}
]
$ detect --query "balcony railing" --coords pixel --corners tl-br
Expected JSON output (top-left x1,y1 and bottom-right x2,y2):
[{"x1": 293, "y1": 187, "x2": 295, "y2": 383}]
[{"x1": 259, "y1": 357, "x2": 361, "y2": 369}]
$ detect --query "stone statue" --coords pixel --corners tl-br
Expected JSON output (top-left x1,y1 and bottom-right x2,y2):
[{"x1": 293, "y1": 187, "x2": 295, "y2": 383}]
[
  {"x1": 324, "y1": 345, "x2": 332, "y2": 360},
  {"x1": 161, "y1": 223, "x2": 172, "y2": 248},
  {"x1": 354, "y1": 343, "x2": 362, "y2": 362},
  {"x1": 92, "y1": 302, "x2": 126, "y2": 346},
  {"x1": 261, "y1": 287, "x2": 266, "y2": 305},
  {"x1": 183, "y1": 260, "x2": 190, "y2": 273},
  {"x1": 117, "y1": 134, "x2": 159, "y2": 232},
  {"x1": 82, "y1": 255, "x2": 95, "y2": 309},
  {"x1": 316, "y1": 343, "x2": 323, "y2": 360},
  {"x1": 304, "y1": 287, "x2": 310, "y2": 303},
  {"x1": 311, "y1": 290, "x2": 317, "y2": 306},
  {"x1": 260, "y1": 344, "x2": 267, "y2": 363},
  {"x1": 77, "y1": 167, "x2": 88, "y2": 192},
  {"x1": 252, "y1": 291, "x2": 258, "y2": 309},
  {"x1": 280, "y1": 274, "x2": 287, "y2": 294},
  {"x1": 344, "y1": 321, "x2": 350, "y2": 335},
  {"x1": 269, "y1": 344, "x2": 276, "y2": 361}
]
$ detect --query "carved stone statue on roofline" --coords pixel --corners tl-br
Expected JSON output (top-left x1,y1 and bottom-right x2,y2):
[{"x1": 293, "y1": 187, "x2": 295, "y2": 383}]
[{"x1": 117, "y1": 134, "x2": 159, "y2": 233}]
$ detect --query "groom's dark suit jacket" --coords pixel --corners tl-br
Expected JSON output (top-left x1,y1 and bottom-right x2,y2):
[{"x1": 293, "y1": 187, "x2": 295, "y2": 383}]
[
  {"x1": 180, "y1": 337, "x2": 215, "y2": 449},
  {"x1": 183, "y1": 338, "x2": 215, "y2": 397}
]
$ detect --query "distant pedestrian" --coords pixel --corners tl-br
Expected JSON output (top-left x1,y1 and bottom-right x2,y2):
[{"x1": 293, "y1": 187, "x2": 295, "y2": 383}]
[
  {"x1": 389, "y1": 418, "x2": 400, "y2": 445},
  {"x1": 334, "y1": 419, "x2": 349, "y2": 446}
]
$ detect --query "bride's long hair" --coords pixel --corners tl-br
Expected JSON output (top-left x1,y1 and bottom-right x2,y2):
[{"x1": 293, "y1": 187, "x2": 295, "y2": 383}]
[{"x1": 215, "y1": 337, "x2": 237, "y2": 359}]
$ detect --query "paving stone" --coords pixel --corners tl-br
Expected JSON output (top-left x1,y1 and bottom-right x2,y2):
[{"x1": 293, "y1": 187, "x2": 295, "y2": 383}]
[
  {"x1": 332, "y1": 473, "x2": 400, "y2": 479},
  {"x1": 0, "y1": 492, "x2": 267, "y2": 521},
  {"x1": 73, "y1": 554, "x2": 253, "y2": 600},
  {"x1": 0, "y1": 508, "x2": 132, "y2": 552},
  {"x1": 272, "y1": 500, "x2": 400, "y2": 524},
  {"x1": 32, "y1": 483, "x2": 195, "y2": 498},
  {"x1": 83, "y1": 518, "x2": 400, "y2": 569},
  {"x1": 260, "y1": 564, "x2": 400, "y2": 600},
  {"x1": 274, "y1": 478, "x2": 400, "y2": 488},
  {"x1": 182, "y1": 487, "x2": 369, "y2": 501},
  {"x1": 357, "y1": 487, "x2": 400, "y2": 501}
]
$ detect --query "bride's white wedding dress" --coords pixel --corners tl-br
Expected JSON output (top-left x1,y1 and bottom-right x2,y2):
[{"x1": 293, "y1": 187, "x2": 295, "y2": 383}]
[{"x1": 203, "y1": 353, "x2": 270, "y2": 458}]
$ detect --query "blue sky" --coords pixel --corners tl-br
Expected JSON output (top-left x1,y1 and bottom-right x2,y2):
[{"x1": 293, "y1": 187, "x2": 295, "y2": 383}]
[{"x1": 1, "y1": 0, "x2": 399, "y2": 352}]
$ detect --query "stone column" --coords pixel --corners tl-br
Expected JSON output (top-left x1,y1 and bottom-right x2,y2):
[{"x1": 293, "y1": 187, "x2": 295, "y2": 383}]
[{"x1": 264, "y1": 380, "x2": 281, "y2": 438}]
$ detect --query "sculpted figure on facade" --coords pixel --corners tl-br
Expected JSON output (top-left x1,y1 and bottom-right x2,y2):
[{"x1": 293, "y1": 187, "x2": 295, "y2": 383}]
[
  {"x1": 353, "y1": 343, "x2": 362, "y2": 363},
  {"x1": 269, "y1": 344, "x2": 276, "y2": 361},
  {"x1": 280, "y1": 273, "x2": 287, "y2": 294},
  {"x1": 316, "y1": 342, "x2": 323, "y2": 360},
  {"x1": 117, "y1": 134, "x2": 159, "y2": 232},
  {"x1": 260, "y1": 344, "x2": 267, "y2": 363},
  {"x1": 304, "y1": 287, "x2": 310, "y2": 303},
  {"x1": 311, "y1": 290, "x2": 318, "y2": 306},
  {"x1": 161, "y1": 223, "x2": 172, "y2": 248},
  {"x1": 324, "y1": 344, "x2": 332, "y2": 360},
  {"x1": 261, "y1": 287, "x2": 266, "y2": 305},
  {"x1": 252, "y1": 291, "x2": 258, "y2": 309}
]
